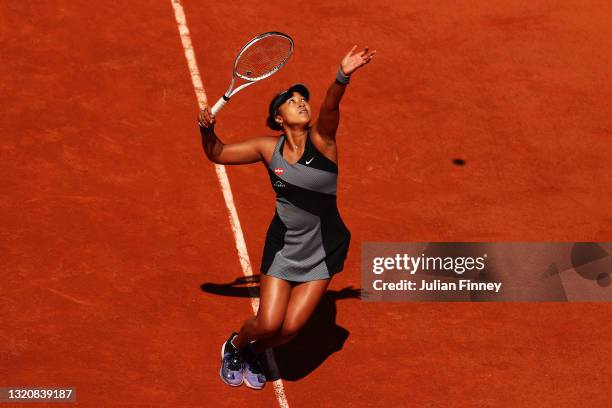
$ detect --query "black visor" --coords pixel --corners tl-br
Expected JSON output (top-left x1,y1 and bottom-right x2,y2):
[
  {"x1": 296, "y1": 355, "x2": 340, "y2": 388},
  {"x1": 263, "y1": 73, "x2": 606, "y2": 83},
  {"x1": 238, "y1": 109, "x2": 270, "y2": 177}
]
[{"x1": 268, "y1": 83, "x2": 310, "y2": 118}]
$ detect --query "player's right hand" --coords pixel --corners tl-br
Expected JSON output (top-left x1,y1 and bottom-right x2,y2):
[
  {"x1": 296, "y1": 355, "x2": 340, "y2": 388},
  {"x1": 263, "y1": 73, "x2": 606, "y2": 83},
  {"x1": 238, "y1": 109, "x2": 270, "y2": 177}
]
[{"x1": 198, "y1": 106, "x2": 216, "y2": 129}]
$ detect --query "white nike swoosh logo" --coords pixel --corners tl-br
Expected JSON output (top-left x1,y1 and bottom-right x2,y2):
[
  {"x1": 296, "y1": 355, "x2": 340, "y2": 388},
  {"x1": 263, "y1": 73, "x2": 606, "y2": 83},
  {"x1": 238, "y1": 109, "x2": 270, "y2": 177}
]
[{"x1": 305, "y1": 158, "x2": 314, "y2": 164}]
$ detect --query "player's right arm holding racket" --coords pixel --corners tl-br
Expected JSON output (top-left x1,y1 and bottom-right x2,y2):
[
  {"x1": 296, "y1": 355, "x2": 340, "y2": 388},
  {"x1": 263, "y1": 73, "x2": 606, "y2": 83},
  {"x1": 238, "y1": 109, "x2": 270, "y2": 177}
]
[
  {"x1": 198, "y1": 109, "x2": 276, "y2": 164},
  {"x1": 196, "y1": 32, "x2": 293, "y2": 164}
]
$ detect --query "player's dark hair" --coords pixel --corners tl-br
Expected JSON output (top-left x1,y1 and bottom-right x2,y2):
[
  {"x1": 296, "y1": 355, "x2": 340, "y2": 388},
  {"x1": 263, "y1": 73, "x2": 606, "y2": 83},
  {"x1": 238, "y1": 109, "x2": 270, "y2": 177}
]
[{"x1": 266, "y1": 112, "x2": 283, "y2": 131}]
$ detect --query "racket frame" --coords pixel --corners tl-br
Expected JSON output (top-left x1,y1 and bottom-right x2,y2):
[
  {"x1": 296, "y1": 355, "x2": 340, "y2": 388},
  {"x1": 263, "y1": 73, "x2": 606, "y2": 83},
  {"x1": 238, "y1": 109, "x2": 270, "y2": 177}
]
[{"x1": 211, "y1": 32, "x2": 294, "y2": 115}]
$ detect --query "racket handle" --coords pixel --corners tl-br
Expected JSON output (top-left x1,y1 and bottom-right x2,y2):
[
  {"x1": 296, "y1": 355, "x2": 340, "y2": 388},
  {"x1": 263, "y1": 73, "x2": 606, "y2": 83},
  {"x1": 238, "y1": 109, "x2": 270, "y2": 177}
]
[{"x1": 211, "y1": 96, "x2": 229, "y2": 116}]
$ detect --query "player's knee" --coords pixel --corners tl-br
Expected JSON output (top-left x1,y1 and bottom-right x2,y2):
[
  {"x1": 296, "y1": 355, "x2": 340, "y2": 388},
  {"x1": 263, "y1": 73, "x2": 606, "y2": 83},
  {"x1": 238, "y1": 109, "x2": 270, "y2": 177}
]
[
  {"x1": 255, "y1": 317, "x2": 282, "y2": 337},
  {"x1": 279, "y1": 320, "x2": 301, "y2": 340}
]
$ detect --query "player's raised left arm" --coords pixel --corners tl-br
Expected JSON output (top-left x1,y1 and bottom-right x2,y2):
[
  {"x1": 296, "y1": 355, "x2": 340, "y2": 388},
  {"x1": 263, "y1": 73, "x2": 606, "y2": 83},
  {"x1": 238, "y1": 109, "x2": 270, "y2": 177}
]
[{"x1": 315, "y1": 45, "x2": 376, "y2": 142}]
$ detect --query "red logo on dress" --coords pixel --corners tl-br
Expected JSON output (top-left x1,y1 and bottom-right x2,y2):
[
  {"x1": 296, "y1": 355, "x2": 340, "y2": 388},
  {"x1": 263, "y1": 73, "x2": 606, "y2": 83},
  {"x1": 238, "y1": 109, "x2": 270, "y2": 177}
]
[{"x1": 274, "y1": 167, "x2": 284, "y2": 175}]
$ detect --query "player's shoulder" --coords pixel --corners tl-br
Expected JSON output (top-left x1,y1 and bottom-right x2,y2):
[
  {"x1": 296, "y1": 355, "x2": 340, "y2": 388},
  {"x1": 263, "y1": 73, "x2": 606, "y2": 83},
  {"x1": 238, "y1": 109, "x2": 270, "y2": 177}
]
[
  {"x1": 252, "y1": 135, "x2": 281, "y2": 150},
  {"x1": 254, "y1": 135, "x2": 281, "y2": 142},
  {"x1": 251, "y1": 135, "x2": 281, "y2": 163},
  {"x1": 309, "y1": 126, "x2": 338, "y2": 165},
  {"x1": 310, "y1": 125, "x2": 336, "y2": 147}
]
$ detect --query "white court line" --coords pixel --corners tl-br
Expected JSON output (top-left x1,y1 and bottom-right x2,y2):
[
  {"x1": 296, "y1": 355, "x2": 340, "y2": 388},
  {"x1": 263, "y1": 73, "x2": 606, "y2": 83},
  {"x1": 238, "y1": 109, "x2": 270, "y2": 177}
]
[{"x1": 169, "y1": 1, "x2": 289, "y2": 406}]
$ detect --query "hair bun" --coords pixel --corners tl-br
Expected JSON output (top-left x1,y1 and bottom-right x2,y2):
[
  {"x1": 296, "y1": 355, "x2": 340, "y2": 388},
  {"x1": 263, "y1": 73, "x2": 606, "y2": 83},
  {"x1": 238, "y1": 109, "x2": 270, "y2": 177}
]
[{"x1": 266, "y1": 115, "x2": 283, "y2": 131}]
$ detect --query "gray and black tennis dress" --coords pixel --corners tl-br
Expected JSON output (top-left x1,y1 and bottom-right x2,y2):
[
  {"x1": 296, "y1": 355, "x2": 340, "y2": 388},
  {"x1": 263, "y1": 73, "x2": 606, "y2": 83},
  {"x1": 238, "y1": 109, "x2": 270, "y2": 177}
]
[{"x1": 260, "y1": 129, "x2": 351, "y2": 282}]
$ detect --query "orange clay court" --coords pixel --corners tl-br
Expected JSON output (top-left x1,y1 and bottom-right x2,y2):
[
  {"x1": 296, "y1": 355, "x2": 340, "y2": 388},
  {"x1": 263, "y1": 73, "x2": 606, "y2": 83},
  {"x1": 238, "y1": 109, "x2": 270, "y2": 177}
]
[{"x1": 1, "y1": 0, "x2": 611, "y2": 407}]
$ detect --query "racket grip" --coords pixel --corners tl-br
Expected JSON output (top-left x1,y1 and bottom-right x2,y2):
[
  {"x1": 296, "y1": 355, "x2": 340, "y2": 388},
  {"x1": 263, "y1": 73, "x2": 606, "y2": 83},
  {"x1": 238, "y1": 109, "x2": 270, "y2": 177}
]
[{"x1": 211, "y1": 96, "x2": 229, "y2": 116}]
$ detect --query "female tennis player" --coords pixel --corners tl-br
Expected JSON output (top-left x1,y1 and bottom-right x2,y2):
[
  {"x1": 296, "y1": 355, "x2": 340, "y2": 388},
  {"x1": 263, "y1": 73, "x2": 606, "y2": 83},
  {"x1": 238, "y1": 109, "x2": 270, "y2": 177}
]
[{"x1": 198, "y1": 45, "x2": 375, "y2": 389}]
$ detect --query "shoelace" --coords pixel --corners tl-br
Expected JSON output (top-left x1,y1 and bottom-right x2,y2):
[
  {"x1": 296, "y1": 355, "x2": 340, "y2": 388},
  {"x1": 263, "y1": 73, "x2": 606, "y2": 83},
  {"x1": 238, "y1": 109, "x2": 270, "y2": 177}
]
[{"x1": 225, "y1": 350, "x2": 243, "y2": 371}]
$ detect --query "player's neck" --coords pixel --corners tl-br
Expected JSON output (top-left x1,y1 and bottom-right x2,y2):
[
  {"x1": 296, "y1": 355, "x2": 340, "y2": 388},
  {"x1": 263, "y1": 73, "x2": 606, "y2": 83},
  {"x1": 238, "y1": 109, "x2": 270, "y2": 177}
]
[{"x1": 284, "y1": 127, "x2": 309, "y2": 150}]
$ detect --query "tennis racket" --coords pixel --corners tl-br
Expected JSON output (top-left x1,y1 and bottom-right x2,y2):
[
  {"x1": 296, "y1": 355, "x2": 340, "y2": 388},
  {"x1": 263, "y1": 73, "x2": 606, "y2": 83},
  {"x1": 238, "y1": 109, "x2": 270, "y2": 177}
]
[{"x1": 210, "y1": 32, "x2": 294, "y2": 115}]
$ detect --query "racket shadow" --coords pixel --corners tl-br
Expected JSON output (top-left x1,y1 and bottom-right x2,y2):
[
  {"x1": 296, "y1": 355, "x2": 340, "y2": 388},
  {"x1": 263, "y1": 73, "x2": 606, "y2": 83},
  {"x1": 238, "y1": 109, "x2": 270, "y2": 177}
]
[
  {"x1": 200, "y1": 275, "x2": 261, "y2": 298},
  {"x1": 200, "y1": 276, "x2": 360, "y2": 380}
]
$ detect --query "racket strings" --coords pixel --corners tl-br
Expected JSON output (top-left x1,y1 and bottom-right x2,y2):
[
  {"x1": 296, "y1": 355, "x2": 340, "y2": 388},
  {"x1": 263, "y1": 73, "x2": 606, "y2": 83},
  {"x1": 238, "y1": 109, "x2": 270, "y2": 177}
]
[{"x1": 235, "y1": 35, "x2": 293, "y2": 80}]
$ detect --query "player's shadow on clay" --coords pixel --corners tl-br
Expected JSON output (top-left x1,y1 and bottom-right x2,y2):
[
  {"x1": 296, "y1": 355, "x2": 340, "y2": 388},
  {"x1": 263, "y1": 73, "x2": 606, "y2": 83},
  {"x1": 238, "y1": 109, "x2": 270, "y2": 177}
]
[{"x1": 201, "y1": 275, "x2": 362, "y2": 381}]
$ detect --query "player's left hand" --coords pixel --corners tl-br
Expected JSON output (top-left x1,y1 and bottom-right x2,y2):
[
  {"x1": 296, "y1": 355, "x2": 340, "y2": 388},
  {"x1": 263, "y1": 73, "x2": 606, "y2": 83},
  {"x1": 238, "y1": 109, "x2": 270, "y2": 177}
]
[{"x1": 340, "y1": 45, "x2": 376, "y2": 76}]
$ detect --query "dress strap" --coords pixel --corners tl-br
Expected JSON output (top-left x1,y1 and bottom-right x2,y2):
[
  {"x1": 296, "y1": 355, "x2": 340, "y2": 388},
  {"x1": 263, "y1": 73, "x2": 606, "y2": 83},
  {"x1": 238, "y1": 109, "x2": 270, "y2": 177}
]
[{"x1": 274, "y1": 135, "x2": 285, "y2": 156}]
